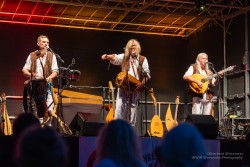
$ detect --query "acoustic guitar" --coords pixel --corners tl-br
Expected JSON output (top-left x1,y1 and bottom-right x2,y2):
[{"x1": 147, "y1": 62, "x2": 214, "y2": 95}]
[
  {"x1": 189, "y1": 65, "x2": 235, "y2": 94},
  {"x1": 106, "y1": 81, "x2": 115, "y2": 123},
  {"x1": 0, "y1": 93, "x2": 12, "y2": 135},
  {"x1": 165, "y1": 96, "x2": 179, "y2": 131},
  {"x1": 148, "y1": 88, "x2": 163, "y2": 137}
]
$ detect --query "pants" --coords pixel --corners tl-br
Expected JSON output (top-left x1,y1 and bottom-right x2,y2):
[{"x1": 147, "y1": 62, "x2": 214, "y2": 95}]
[
  {"x1": 114, "y1": 88, "x2": 140, "y2": 127},
  {"x1": 192, "y1": 93, "x2": 213, "y2": 115},
  {"x1": 23, "y1": 80, "x2": 54, "y2": 126}
]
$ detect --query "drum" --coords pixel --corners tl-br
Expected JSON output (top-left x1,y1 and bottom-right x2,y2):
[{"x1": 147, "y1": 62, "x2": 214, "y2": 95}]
[
  {"x1": 60, "y1": 67, "x2": 69, "y2": 78},
  {"x1": 115, "y1": 72, "x2": 141, "y2": 91},
  {"x1": 69, "y1": 70, "x2": 81, "y2": 81}
]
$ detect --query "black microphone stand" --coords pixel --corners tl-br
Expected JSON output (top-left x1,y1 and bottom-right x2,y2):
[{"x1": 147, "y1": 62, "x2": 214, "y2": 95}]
[
  {"x1": 126, "y1": 69, "x2": 131, "y2": 124},
  {"x1": 142, "y1": 70, "x2": 149, "y2": 137},
  {"x1": 208, "y1": 63, "x2": 220, "y2": 119},
  {"x1": 47, "y1": 47, "x2": 65, "y2": 133}
]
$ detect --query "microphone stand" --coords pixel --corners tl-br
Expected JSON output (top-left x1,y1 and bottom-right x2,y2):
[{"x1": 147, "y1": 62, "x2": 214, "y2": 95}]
[
  {"x1": 47, "y1": 47, "x2": 65, "y2": 133},
  {"x1": 142, "y1": 70, "x2": 149, "y2": 137},
  {"x1": 208, "y1": 63, "x2": 220, "y2": 119},
  {"x1": 126, "y1": 69, "x2": 131, "y2": 124}
]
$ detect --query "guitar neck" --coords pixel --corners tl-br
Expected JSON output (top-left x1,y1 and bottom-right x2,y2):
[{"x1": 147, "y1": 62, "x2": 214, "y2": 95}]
[
  {"x1": 202, "y1": 68, "x2": 231, "y2": 82},
  {"x1": 174, "y1": 105, "x2": 178, "y2": 121},
  {"x1": 111, "y1": 89, "x2": 115, "y2": 109}
]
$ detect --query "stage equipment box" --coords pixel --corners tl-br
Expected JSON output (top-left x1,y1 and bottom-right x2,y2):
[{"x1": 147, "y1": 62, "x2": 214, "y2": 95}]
[{"x1": 232, "y1": 118, "x2": 250, "y2": 137}]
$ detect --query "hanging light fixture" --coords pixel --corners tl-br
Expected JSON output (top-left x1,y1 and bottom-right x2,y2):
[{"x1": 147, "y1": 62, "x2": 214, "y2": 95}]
[{"x1": 196, "y1": 0, "x2": 206, "y2": 10}]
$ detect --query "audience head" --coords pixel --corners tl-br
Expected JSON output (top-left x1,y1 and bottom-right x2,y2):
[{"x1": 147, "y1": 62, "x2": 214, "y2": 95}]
[
  {"x1": 155, "y1": 123, "x2": 207, "y2": 167},
  {"x1": 12, "y1": 113, "x2": 40, "y2": 142},
  {"x1": 15, "y1": 126, "x2": 68, "y2": 167},
  {"x1": 96, "y1": 119, "x2": 144, "y2": 166}
]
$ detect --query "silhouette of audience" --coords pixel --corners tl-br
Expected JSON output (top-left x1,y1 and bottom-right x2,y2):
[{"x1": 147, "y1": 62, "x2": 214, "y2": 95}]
[
  {"x1": 12, "y1": 113, "x2": 40, "y2": 142},
  {"x1": 95, "y1": 119, "x2": 147, "y2": 167},
  {"x1": 155, "y1": 123, "x2": 207, "y2": 167},
  {"x1": 0, "y1": 113, "x2": 41, "y2": 167},
  {"x1": 15, "y1": 126, "x2": 68, "y2": 167},
  {"x1": 242, "y1": 131, "x2": 250, "y2": 167}
]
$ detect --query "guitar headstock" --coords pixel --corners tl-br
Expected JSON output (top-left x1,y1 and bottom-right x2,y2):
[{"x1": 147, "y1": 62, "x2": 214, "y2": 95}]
[
  {"x1": 227, "y1": 65, "x2": 236, "y2": 72},
  {"x1": 175, "y1": 96, "x2": 180, "y2": 105},
  {"x1": 1, "y1": 93, "x2": 6, "y2": 102},
  {"x1": 108, "y1": 81, "x2": 114, "y2": 90},
  {"x1": 149, "y1": 88, "x2": 157, "y2": 106}
]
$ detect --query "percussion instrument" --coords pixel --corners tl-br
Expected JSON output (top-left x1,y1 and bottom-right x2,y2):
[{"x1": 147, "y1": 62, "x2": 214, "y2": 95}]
[
  {"x1": 69, "y1": 70, "x2": 81, "y2": 81},
  {"x1": 59, "y1": 67, "x2": 81, "y2": 81},
  {"x1": 115, "y1": 72, "x2": 141, "y2": 91}
]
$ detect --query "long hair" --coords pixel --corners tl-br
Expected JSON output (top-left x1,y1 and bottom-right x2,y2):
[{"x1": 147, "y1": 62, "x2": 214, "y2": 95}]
[
  {"x1": 121, "y1": 39, "x2": 141, "y2": 71},
  {"x1": 96, "y1": 119, "x2": 143, "y2": 167},
  {"x1": 195, "y1": 52, "x2": 212, "y2": 76}
]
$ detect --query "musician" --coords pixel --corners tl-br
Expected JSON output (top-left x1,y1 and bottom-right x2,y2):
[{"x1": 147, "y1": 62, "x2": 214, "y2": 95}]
[
  {"x1": 183, "y1": 52, "x2": 218, "y2": 115},
  {"x1": 101, "y1": 39, "x2": 151, "y2": 127},
  {"x1": 22, "y1": 35, "x2": 58, "y2": 126}
]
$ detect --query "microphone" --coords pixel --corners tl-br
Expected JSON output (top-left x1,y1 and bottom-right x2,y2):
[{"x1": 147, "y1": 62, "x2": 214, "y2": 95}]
[
  {"x1": 56, "y1": 54, "x2": 64, "y2": 63},
  {"x1": 45, "y1": 45, "x2": 51, "y2": 51},
  {"x1": 206, "y1": 62, "x2": 212, "y2": 64},
  {"x1": 68, "y1": 58, "x2": 75, "y2": 68},
  {"x1": 131, "y1": 51, "x2": 136, "y2": 58}
]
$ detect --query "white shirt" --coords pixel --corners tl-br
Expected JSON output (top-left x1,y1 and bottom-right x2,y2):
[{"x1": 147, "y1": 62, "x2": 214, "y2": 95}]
[
  {"x1": 111, "y1": 53, "x2": 151, "y2": 80},
  {"x1": 23, "y1": 51, "x2": 59, "y2": 79}
]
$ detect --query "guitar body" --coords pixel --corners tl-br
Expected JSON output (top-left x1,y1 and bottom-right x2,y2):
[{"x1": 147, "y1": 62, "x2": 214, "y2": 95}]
[
  {"x1": 165, "y1": 103, "x2": 174, "y2": 131},
  {"x1": 165, "y1": 96, "x2": 180, "y2": 131},
  {"x1": 106, "y1": 81, "x2": 115, "y2": 123},
  {"x1": 148, "y1": 88, "x2": 163, "y2": 137},
  {"x1": 1, "y1": 93, "x2": 12, "y2": 135},
  {"x1": 149, "y1": 115, "x2": 163, "y2": 137},
  {"x1": 189, "y1": 74, "x2": 209, "y2": 94},
  {"x1": 189, "y1": 66, "x2": 236, "y2": 94}
]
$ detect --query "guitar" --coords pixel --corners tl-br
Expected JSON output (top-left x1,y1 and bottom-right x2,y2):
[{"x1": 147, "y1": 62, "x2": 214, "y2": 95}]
[
  {"x1": 165, "y1": 96, "x2": 179, "y2": 131},
  {"x1": 0, "y1": 93, "x2": 12, "y2": 135},
  {"x1": 189, "y1": 65, "x2": 236, "y2": 94},
  {"x1": 106, "y1": 81, "x2": 115, "y2": 123},
  {"x1": 148, "y1": 88, "x2": 163, "y2": 137}
]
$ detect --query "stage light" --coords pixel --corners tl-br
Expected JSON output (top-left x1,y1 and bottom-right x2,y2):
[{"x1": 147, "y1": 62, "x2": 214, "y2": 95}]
[{"x1": 196, "y1": 0, "x2": 206, "y2": 10}]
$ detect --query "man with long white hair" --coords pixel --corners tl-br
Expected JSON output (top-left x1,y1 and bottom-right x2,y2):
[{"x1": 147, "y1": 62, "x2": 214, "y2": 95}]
[{"x1": 183, "y1": 52, "x2": 217, "y2": 115}]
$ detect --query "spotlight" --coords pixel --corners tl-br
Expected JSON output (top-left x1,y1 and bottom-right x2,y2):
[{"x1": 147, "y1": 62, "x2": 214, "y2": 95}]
[{"x1": 196, "y1": 0, "x2": 206, "y2": 10}]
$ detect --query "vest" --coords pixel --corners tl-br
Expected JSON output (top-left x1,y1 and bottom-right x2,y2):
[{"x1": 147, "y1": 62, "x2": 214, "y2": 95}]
[
  {"x1": 30, "y1": 51, "x2": 53, "y2": 78},
  {"x1": 123, "y1": 55, "x2": 145, "y2": 82}
]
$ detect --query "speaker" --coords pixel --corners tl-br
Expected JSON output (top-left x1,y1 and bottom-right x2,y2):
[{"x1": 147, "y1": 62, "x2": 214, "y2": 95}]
[
  {"x1": 69, "y1": 112, "x2": 105, "y2": 136},
  {"x1": 185, "y1": 114, "x2": 218, "y2": 139}
]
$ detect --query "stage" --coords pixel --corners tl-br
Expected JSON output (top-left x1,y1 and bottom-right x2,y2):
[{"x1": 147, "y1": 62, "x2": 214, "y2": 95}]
[{"x1": 0, "y1": 136, "x2": 247, "y2": 167}]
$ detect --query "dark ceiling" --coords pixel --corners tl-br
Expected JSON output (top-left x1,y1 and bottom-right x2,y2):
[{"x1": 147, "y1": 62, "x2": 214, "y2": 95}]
[{"x1": 0, "y1": 0, "x2": 249, "y2": 37}]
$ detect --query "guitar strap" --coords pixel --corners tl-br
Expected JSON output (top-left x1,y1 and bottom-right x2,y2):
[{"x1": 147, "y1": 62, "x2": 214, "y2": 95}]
[{"x1": 137, "y1": 55, "x2": 145, "y2": 81}]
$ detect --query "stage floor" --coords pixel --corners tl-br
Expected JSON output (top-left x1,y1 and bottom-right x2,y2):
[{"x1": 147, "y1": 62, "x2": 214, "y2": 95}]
[{"x1": 0, "y1": 136, "x2": 247, "y2": 167}]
